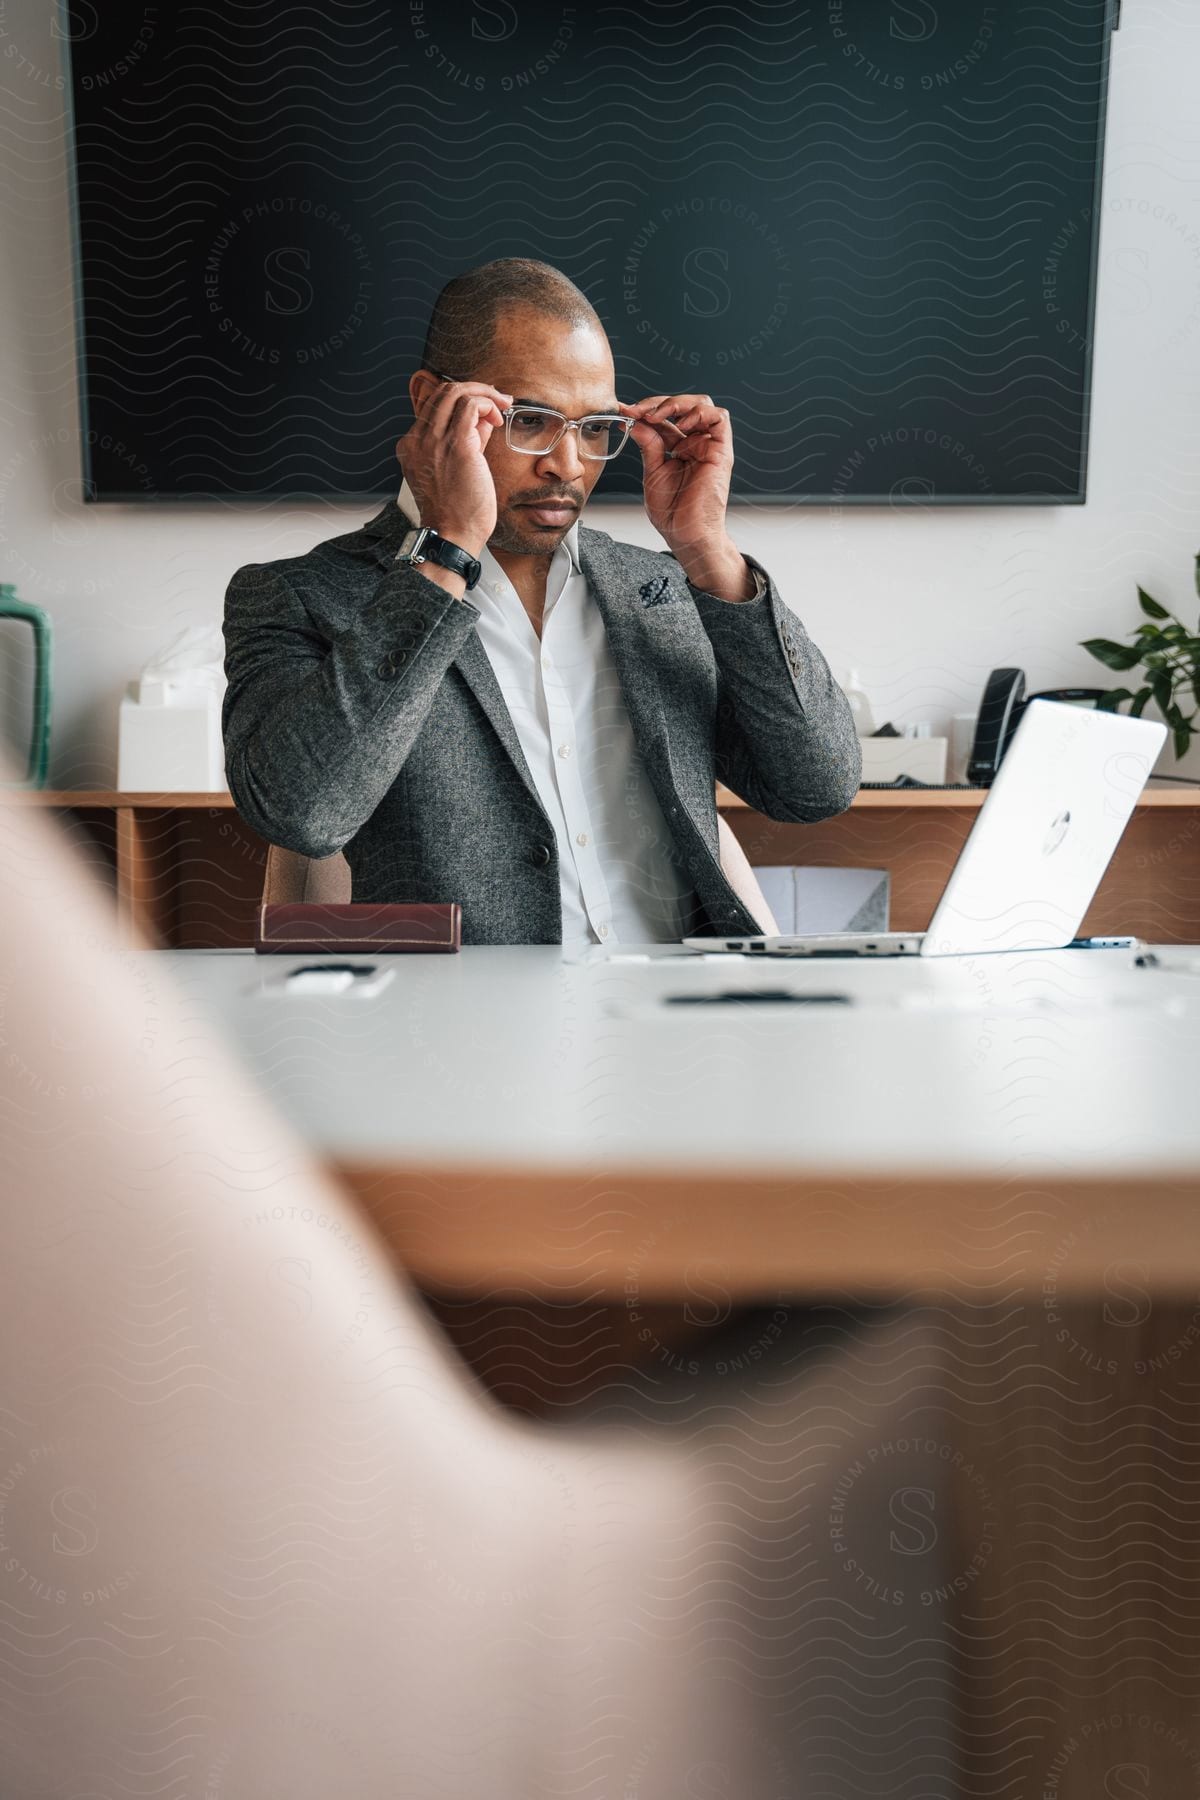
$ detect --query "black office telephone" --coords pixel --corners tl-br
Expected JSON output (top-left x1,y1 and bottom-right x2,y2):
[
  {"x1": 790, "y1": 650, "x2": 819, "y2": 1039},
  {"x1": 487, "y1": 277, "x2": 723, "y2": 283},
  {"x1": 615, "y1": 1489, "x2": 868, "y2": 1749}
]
[{"x1": 967, "y1": 670, "x2": 1109, "y2": 785}]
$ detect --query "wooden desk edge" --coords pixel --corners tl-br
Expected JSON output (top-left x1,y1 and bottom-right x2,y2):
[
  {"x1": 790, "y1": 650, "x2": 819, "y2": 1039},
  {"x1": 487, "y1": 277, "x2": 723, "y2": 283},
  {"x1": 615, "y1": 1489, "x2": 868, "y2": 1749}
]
[
  {"x1": 332, "y1": 1161, "x2": 1200, "y2": 1299},
  {"x1": 8, "y1": 786, "x2": 1200, "y2": 811}
]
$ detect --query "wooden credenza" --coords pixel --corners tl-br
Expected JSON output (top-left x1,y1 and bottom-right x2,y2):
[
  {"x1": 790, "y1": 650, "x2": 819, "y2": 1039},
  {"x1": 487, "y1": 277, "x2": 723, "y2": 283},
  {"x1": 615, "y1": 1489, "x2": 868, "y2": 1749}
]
[{"x1": 6, "y1": 783, "x2": 1200, "y2": 947}]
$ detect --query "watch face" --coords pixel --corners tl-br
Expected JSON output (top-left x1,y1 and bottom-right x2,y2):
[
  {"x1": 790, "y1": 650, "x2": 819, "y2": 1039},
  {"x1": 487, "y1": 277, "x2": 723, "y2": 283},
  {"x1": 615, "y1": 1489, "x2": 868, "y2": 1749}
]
[{"x1": 397, "y1": 527, "x2": 428, "y2": 560}]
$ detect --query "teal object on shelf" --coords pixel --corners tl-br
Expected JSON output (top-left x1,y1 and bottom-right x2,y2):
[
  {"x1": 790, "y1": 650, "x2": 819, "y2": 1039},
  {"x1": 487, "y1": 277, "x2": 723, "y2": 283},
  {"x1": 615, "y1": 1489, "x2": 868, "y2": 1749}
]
[{"x1": 0, "y1": 584, "x2": 52, "y2": 788}]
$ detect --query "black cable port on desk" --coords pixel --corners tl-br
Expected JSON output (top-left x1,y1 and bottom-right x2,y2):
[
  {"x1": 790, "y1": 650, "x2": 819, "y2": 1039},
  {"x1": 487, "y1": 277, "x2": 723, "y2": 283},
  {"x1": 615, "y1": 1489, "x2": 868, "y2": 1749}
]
[{"x1": 664, "y1": 990, "x2": 852, "y2": 1007}]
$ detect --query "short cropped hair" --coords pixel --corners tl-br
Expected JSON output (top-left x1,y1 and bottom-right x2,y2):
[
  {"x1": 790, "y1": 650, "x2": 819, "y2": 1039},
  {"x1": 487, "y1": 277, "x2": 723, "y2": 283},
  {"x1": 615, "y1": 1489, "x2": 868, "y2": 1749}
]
[{"x1": 420, "y1": 258, "x2": 602, "y2": 376}]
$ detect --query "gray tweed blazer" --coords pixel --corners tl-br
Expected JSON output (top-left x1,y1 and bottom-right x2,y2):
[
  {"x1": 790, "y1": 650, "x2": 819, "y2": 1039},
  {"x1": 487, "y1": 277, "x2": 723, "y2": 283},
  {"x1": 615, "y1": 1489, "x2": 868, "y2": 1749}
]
[{"x1": 221, "y1": 499, "x2": 861, "y2": 944}]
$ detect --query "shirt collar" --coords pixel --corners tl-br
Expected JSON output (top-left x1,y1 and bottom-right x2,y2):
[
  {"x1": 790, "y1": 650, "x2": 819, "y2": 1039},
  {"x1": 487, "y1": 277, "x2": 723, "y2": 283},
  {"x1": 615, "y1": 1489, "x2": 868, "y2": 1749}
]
[{"x1": 397, "y1": 476, "x2": 581, "y2": 577}]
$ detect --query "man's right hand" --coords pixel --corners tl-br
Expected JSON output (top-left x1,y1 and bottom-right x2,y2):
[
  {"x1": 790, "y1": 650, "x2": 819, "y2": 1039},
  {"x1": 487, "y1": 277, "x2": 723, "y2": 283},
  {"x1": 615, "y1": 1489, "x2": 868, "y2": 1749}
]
[{"x1": 395, "y1": 375, "x2": 513, "y2": 560}]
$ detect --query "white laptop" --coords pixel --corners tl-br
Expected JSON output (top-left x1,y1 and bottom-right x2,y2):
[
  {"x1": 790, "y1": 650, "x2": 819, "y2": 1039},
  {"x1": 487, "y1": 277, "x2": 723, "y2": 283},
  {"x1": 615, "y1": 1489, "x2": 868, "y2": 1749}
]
[{"x1": 684, "y1": 700, "x2": 1166, "y2": 959}]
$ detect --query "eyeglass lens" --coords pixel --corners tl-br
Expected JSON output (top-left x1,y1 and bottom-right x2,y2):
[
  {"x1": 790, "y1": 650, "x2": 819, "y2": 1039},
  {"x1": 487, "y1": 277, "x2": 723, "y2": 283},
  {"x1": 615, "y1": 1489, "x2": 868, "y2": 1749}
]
[{"x1": 506, "y1": 407, "x2": 630, "y2": 460}]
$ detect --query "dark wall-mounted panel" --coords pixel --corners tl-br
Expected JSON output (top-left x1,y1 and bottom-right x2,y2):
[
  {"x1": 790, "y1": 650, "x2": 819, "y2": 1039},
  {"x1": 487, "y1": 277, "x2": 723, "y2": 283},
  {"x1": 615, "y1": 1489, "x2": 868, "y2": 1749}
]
[{"x1": 64, "y1": 1, "x2": 1114, "y2": 503}]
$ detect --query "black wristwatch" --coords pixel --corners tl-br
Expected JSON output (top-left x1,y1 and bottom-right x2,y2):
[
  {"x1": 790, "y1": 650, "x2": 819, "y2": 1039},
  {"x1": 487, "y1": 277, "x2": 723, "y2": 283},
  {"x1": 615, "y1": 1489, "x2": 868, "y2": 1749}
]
[{"x1": 395, "y1": 526, "x2": 482, "y2": 592}]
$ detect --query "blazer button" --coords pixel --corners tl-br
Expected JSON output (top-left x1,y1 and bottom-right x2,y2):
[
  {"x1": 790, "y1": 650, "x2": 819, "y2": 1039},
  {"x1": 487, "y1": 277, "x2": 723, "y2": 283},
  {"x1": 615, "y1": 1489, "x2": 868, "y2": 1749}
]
[
  {"x1": 376, "y1": 656, "x2": 396, "y2": 680},
  {"x1": 528, "y1": 843, "x2": 552, "y2": 868}
]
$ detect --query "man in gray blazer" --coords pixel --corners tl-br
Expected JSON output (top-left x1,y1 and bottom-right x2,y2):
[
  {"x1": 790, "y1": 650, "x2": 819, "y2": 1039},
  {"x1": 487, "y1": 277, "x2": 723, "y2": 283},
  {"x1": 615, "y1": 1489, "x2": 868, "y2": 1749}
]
[{"x1": 221, "y1": 258, "x2": 860, "y2": 947}]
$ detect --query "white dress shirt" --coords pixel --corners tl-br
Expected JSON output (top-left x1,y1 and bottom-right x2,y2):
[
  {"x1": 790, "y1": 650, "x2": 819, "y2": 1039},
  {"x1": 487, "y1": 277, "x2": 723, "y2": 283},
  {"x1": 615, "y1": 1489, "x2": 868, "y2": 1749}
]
[{"x1": 396, "y1": 480, "x2": 698, "y2": 951}]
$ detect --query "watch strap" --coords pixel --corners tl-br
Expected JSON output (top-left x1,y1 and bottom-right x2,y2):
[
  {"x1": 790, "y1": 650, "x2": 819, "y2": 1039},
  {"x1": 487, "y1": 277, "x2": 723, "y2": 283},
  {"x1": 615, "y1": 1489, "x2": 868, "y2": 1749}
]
[{"x1": 396, "y1": 526, "x2": 482, "y2": 591}]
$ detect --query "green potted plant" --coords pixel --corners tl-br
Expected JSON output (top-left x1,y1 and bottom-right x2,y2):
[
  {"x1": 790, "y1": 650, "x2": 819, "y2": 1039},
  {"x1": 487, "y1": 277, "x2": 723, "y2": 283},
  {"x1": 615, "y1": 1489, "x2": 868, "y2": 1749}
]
[{"x1": 1081, "y1": 552, "x2": 1200, "y2": 759}]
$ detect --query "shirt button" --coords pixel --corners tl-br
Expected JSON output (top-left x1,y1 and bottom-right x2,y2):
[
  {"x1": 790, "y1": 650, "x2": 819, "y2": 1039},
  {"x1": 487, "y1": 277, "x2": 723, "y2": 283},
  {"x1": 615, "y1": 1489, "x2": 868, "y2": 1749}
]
[
  {"x1": 557, "y1": 743, "x2": 572, "y2": 759},
  {"x1": 597, "y1": 923, "x2": 610, "y2": 939},
  {"x1": 575, "y1": 831, "x2": 589, "y2": 847}
]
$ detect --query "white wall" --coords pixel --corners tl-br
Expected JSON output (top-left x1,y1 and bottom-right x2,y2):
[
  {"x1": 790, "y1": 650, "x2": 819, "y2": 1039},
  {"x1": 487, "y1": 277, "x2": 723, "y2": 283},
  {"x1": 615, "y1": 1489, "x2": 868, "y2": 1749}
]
[{"x1": 1, "y1": 0, "x2": 1197, "y2": 787}]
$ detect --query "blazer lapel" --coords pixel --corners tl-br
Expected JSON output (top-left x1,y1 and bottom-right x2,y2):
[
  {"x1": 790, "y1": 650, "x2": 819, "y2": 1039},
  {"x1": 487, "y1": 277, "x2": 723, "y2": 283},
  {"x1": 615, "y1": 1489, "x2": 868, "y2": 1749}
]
[
  {"x1": 576, "y1": 527, "x2": 755, "y2": 930},
  {"x1": 575, "y1": 527, "x2": 670, "y2": 765},
  {"x1": 451, "y1": 631, "x2": 546, "y2": 815},
  {"x1": 360, "y1": 497, "x2": 547, "y2": 817}
]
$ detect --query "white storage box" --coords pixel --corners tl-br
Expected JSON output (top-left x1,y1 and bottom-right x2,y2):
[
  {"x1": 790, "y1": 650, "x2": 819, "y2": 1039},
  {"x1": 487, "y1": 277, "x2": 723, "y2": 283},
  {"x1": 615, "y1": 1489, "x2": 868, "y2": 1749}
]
[
  {"x1": 118, "y1": 682, "x2": 227, "y2": 791},
  {"x1": 117, "y1": 622, "x2": 229, "y2": 791},
  {"x1": 859, "y1": 735, "x2": 948, "y2": 784}
]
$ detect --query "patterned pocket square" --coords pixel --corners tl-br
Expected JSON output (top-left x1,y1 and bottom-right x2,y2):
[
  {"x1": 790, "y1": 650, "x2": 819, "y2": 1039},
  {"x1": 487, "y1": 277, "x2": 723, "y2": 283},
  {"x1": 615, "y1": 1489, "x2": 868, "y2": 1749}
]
[{"x1": 639, "y1": 574, "x2": 677, "y2": 608}]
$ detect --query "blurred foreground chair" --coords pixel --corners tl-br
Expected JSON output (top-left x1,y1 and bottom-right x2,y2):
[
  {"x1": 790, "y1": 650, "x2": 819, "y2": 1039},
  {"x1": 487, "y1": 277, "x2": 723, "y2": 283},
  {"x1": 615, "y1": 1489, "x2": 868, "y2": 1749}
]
[
  {"x1": 0, "y1": 759, "x2": 953, "y2": 1799},
  {"x1": 263, "y1": 811, "x2": 780, "y2": 932}
]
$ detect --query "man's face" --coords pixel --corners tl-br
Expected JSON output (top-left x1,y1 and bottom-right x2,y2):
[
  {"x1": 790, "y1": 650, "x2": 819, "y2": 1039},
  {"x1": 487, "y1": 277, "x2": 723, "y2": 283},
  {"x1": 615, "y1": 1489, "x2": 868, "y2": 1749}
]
[{"x1": 472, "y1": 307, "x2": 619, "y2": 556}]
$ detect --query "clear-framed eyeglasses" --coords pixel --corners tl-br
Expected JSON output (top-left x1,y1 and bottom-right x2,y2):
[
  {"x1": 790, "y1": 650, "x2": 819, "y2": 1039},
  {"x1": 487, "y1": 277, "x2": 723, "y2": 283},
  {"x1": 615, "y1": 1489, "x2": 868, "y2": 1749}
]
[
  {"x1": 426, "y1": 368, "x2": 633, "y2": 461},
  {"x1": 501, "y1": 404, "x2": 633, "y2": 461}
]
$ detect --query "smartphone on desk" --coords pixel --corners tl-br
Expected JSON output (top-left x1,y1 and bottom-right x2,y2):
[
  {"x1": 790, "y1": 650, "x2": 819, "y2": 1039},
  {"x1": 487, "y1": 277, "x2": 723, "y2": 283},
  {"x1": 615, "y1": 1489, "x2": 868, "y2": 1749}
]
[{"x1": 259, "y1": 962, "x2": 395, "y2": 997}]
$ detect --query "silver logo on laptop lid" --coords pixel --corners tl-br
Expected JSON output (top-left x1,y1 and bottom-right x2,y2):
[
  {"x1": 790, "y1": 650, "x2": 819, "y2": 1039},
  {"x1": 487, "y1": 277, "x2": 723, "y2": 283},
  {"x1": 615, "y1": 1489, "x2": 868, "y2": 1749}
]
[{"x1": 1043, "y1": 809, "x2": 1071, "y2": 855}]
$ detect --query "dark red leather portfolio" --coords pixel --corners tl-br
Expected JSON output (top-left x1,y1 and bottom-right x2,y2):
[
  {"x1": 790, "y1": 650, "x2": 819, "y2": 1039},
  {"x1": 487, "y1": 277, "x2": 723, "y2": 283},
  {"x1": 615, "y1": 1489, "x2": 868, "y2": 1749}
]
[{"x1": 254, "y1": 902, "x2": 462, "y2": 954}]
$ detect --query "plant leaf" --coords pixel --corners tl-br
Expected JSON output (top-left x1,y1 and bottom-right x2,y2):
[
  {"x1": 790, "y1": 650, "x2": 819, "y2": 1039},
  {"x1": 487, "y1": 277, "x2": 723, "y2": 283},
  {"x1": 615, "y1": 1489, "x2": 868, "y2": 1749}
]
[
  {"x1": 1194, "y1": 551, "x2": 1199, "y2": 602},
  {"x1": 1174, "y1": 723, "x2": 1192, "y2": 761},
  {"x1": 1150, "y1": 668, "x2": 1174, "y2": 714},
  {"x1": 1080, "y1": 637, "x2": 1143, "y2": 671},
  {"x1": 1138, "y1": 586, "x2": 1170, "y2": 620},
  {"x1": 1096, "y1": 688, "x2": 1133, "y2": 711},
  {"x1": 1130, "y1": 686, "x2": 1152, "y2": 718}
]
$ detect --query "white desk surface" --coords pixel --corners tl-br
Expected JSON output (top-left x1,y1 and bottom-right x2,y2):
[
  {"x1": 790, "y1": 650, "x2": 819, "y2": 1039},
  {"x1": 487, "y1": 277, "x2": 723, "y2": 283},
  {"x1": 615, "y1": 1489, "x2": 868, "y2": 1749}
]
[{"x1": 160, "y1": 944, "x2": 1200, "y2": 1184}]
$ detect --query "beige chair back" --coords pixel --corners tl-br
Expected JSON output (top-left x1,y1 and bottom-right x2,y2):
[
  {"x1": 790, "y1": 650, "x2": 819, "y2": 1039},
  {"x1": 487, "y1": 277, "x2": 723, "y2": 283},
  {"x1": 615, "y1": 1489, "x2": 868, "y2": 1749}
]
[
  {"x1": 716, "y1": 812, "x2": 779, "y2": 934},
  {"x1": 263, "y1": 815, "x2": 779, "y2": 934},
  {"x1": 264, "y1": 842, "x2": 353, "y2": 904}
]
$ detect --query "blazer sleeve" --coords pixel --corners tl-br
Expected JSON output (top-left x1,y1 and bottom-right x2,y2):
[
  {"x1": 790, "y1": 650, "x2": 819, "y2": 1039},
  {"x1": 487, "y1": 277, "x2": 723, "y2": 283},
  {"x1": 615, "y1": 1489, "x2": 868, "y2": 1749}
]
[
  {"x1": 221, "y1": 558, "x2": 481, "y2": 859},
  {"x1": 685, "y1": 554, "x2": 862, "y2": 822}
]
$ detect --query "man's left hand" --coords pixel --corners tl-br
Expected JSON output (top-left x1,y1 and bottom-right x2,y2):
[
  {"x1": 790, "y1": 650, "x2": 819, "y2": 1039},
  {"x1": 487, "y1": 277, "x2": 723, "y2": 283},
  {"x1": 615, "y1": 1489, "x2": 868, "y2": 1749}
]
[{"x1": 620, "y1": 394, "x2": 756, "y2": 601}]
